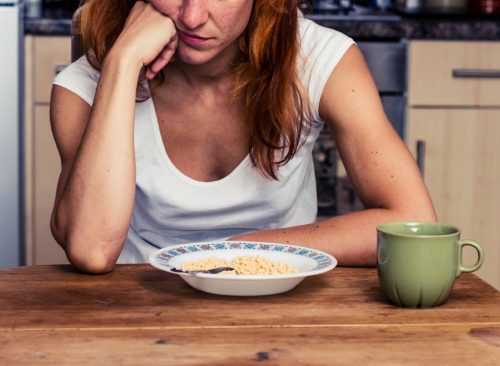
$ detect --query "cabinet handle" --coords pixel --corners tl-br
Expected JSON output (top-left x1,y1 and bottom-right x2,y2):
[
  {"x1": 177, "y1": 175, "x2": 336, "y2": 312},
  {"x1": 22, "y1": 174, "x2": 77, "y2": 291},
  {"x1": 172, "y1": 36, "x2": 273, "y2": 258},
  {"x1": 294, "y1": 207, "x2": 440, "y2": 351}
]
[
  {"x1": 416, "y1": 140, "x2": 425, "y2": 177},
  {"x1": 452, "y1": 69, "x2": 500, "y2": 78},
  {"x1": 54, "y1": 65, "x2": 67, "y2": 75}
]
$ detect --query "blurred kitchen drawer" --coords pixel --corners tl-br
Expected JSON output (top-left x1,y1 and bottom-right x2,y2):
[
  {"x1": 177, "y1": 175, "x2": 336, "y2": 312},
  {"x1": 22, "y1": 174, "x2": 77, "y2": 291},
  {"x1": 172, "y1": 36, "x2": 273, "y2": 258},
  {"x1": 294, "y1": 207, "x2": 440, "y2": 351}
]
[
  {"x1": 408, "y1": 41, "x2": 500, "y2": 107},
  {"x1": 24, "y1": 35, "x2": 70, "y2": 265},
  {"x1": 33, "y1": 36, "x2": 71, "y2": 103}
]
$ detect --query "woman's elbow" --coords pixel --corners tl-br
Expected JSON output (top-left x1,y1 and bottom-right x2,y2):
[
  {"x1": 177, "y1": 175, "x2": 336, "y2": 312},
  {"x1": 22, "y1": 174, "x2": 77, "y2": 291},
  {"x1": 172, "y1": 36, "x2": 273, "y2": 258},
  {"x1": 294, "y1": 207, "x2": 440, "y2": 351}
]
[
  {"x1": 65, "y1": 245, "x2": 117, "y2": 274},
  {"x1": 421, "y1": 210, "x2": 438, "y2": 223},
  {"x1": 413, "y1": 196, "x2": 438, "y2": 223},
  {"x1": 50, "y1": 207, "x2": 123, "y2": 274},
  {"x1": 52, "y1": 225, "x2": 118, "y2": 275},
  {"x1": 398, "y1": 199, "x2": 437, "y2": 224},
  {"x1": 64, "y1": 233, "x2": 119, "y2": 274}
]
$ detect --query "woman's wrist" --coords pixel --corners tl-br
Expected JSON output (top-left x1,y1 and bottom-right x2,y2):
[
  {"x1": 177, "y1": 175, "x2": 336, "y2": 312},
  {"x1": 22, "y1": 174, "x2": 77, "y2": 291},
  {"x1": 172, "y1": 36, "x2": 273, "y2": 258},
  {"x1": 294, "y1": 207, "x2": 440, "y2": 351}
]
[{"x1": 103, "y1": 47, "x2": 144, "y2": 78}]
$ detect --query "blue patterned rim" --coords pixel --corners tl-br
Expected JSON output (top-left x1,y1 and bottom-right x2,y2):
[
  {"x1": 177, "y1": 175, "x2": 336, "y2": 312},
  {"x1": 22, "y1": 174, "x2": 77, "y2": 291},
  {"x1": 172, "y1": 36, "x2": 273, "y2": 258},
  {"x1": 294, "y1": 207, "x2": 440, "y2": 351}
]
[{"x1": 151, "y1": 241, "x2": 335, "y2": 272}]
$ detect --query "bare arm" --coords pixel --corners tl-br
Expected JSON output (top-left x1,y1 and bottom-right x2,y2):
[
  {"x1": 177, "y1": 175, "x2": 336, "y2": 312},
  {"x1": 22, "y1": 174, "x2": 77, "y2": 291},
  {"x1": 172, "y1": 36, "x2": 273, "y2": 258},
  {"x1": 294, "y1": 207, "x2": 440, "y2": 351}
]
[
  {"x1": 50, "y1": 2, "x2": 177, "y2": 273},
  {"x1": 231, "y1": 45, "x2": 436, "y2": 266}
]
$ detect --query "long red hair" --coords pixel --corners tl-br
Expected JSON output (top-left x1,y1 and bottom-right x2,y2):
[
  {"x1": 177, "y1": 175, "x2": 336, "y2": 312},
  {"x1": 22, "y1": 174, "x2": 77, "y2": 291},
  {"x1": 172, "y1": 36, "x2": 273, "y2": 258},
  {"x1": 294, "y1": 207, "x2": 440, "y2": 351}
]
[{"x1": 79, "y1": 0, "x2": 311, "y2": 179}]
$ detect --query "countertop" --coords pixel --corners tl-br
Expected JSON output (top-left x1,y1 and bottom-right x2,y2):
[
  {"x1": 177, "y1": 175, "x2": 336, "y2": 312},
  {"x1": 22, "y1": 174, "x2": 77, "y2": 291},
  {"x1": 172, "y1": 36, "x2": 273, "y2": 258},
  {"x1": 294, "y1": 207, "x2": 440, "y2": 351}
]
[
  {"x1": 25, "y1": 7, "x2": 73, "y2": 36},
  {"x1": 25, "y1": 6, "x2": 500, "y2": 40},
  {"x1": 1, "y1": 264, "x2": 499, "y2": 364}
]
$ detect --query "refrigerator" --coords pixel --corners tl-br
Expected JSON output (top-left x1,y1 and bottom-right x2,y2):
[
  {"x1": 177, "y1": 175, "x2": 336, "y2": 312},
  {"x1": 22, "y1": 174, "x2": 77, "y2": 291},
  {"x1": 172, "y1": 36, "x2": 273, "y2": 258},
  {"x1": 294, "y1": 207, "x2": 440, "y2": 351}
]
[{"x1": 0, "y1": 0, "x2": 23, "y2": 268}]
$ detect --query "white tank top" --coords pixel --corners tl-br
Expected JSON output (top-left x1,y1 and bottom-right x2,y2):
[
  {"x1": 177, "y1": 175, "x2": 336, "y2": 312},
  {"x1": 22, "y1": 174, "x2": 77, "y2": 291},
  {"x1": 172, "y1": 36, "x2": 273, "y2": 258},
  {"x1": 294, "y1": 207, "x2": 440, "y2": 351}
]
[{"x1": 53, "y1": 18, "x2": 354, "y2": 263}]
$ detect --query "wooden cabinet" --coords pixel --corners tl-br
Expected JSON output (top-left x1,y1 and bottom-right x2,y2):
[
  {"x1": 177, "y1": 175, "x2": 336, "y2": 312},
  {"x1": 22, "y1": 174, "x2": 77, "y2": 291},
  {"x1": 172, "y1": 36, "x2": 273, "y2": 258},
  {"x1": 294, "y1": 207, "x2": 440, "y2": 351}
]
[
  {"x1": 24, "y1": 35, "x2": 71, "y2": 265},
  {"x1": 408, "y1": 41, "x2": 500, "y2": 107},
  {"x1": 406, "y1": 41, "x2": 500, "y2": 290}
]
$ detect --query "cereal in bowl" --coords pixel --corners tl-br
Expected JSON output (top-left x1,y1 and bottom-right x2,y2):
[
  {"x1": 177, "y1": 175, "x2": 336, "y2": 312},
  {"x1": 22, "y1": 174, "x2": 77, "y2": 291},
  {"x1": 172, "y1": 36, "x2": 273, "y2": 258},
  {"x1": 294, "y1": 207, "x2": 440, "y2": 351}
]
[{"x1": 181, "y1": 255, "x2": 297, "y2": 275}]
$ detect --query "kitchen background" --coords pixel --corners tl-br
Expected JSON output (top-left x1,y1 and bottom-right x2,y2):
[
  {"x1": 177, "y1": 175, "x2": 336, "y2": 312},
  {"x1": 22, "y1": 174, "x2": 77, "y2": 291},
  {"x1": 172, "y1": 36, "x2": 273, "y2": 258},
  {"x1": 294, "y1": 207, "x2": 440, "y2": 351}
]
[{"x1": 1, "y1": 0, "x2": 499, "y2": 289}]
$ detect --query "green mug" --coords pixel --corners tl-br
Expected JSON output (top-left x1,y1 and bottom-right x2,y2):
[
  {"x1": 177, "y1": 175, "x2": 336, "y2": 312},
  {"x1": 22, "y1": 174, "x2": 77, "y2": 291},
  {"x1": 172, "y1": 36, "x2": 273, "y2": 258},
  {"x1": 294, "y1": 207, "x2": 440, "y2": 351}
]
[{"x1": 377, "y1": 222, "x2": 484, "y2": 308}]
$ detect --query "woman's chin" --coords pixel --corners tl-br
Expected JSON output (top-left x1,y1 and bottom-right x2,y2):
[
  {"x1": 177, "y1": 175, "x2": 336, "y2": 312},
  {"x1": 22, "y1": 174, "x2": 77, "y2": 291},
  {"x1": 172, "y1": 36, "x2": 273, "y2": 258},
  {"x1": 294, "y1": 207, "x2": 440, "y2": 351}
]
[
  {"x1": 175, "y1": 43, "x2": 237, "y2": 69},
  {"x1": 176, "y1": 48, "x2": 215, "y2": 66}
]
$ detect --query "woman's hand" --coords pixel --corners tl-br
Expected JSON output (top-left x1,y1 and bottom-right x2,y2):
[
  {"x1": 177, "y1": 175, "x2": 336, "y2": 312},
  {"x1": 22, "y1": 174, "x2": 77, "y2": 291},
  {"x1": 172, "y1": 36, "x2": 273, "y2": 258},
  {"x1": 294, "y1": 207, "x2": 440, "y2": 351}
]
[{"x1": 111, "y1": 1, "x2": 178, "y2": 80}]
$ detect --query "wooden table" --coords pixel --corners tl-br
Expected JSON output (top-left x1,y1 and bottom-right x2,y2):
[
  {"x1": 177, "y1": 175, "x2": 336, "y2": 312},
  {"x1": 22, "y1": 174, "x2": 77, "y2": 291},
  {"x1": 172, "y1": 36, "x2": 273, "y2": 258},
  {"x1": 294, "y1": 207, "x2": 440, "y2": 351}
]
[{"x1": 1, "y1": 264, "x2": 499, "y2": 365}]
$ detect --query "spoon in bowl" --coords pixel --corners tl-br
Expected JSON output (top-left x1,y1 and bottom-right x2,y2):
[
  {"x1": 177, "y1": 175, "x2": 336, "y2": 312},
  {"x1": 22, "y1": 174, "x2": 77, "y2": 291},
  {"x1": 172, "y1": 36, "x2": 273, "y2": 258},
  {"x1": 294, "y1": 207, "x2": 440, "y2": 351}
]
[{"x1": 169, "y1": 266, "x2": 235, "y2": 275}]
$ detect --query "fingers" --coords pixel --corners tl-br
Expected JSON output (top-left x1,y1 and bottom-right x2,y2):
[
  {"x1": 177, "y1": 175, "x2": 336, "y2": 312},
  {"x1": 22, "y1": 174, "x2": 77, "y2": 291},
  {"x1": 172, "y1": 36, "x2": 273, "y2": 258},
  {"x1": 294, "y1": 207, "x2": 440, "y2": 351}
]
[
  {"x1": 118, "y1": 0, "x2": 178, "y2": 78},
  {"x1": 145, "y1": 36, "x2": 179, "y2": 80}
]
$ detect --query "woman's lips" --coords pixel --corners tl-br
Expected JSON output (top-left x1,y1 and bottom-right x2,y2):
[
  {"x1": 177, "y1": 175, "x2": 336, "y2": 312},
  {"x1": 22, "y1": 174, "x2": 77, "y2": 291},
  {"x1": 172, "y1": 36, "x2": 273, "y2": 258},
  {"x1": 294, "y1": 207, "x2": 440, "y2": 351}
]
[{"x1": 178, "y1": 30, "x2": 211, "y2": 46}]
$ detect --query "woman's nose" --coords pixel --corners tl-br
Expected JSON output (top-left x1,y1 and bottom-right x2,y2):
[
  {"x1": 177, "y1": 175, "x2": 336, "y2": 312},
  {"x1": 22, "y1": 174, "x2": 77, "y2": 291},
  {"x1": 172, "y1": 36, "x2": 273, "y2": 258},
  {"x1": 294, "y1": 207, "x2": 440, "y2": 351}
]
[{"x1": 179, "y1": 0, "x2": 209, "y2": 30}]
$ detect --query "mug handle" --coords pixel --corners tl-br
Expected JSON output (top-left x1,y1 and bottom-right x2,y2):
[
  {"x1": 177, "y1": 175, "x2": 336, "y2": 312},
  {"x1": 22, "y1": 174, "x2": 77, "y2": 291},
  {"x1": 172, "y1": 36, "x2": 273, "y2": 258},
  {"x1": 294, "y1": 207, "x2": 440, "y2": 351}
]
[{"x1": 457, "y1": 240, "x2": 485, "y2": 277}]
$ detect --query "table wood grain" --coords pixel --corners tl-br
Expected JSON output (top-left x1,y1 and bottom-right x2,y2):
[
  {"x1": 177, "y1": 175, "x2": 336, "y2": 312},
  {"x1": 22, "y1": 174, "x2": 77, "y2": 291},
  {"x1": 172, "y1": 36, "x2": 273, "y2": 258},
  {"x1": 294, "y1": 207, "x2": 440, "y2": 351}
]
[
  {"x1": 2, "y1": 325, "x2": 499, "y2": 365},
  {"x1": 0, "y1": 264, "x2": 498, "y2": 364}
]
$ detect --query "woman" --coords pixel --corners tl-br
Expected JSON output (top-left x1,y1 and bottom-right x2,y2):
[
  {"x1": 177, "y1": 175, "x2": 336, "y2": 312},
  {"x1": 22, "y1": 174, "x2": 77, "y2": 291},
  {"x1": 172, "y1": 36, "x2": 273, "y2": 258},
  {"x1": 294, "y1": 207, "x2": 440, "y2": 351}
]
[{"x1": 50, "y1": 0, "x2": 436, "y2": 274}]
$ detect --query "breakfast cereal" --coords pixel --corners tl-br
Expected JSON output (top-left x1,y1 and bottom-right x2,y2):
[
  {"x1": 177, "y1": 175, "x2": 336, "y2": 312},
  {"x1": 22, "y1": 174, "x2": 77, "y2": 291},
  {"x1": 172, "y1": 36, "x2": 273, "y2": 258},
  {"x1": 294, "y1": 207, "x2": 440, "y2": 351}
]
[{"x1": 181, "y1": 255, "x2": 297, "y2": 275}]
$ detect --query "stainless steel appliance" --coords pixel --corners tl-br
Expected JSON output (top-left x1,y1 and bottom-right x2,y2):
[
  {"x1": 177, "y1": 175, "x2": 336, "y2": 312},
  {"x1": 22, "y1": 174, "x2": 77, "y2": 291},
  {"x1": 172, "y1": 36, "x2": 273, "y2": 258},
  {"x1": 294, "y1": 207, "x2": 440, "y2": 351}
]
[
  {"x1": 313, "y1": 40, "x2": 407, "y2": 217},
  {"x1": 0, "y1": 0, "x2": 23, "y2": 268}
]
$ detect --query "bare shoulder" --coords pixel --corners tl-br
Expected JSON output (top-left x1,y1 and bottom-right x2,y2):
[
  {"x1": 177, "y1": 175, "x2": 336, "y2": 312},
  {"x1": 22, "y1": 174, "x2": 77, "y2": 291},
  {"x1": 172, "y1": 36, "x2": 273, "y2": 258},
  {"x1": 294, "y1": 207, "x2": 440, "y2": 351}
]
[
  {"x1": 317, "y1": 45, "x2": 433, "y2": 214},
  {"x1": 318, "y1": 44, "x2": 386, "y2": 135}
]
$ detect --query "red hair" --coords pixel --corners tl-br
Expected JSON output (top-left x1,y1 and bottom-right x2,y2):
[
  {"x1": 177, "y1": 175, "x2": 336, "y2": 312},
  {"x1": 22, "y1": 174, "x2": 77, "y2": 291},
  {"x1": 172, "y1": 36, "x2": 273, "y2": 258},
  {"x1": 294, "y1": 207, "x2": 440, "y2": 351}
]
[{"x1": 79, "y1": 0, "x2": 311, "y2": 179}]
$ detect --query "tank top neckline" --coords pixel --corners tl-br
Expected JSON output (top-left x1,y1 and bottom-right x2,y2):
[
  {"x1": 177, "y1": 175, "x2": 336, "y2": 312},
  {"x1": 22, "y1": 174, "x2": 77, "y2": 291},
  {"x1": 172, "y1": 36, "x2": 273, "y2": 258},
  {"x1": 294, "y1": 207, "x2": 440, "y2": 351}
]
[{"x1": 145, "y1": 98, "x2": 252, "y2": 187}]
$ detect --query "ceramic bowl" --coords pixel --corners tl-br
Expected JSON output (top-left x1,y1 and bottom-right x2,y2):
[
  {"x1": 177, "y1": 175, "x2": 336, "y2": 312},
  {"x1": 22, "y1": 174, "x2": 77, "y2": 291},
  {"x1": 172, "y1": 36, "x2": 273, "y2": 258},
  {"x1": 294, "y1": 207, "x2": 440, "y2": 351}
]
[{"x1": 148, "y1": 241, "x2": 337, "y2": 296}]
